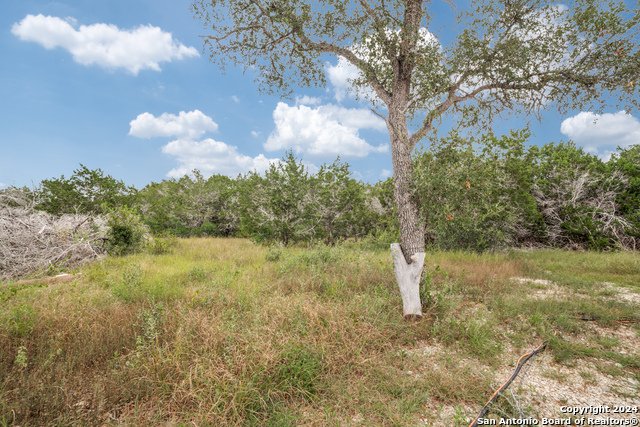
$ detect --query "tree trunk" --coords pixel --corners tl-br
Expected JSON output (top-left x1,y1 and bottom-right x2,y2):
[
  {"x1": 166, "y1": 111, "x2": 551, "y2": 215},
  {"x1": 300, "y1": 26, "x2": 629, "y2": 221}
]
[
  {"x1": 390, "y1": 244, "x2": 424, "y2": 319},
  {"x1": 388, "y1": 101, "x2": 426, "y2": 320}
]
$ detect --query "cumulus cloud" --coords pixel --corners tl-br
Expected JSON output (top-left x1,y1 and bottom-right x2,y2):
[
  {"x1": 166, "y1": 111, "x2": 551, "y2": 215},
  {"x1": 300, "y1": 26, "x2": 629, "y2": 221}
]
[
  {"x1": 11, "y1": 14, "x2": 198, "y2": 75},
  {"x1": 231, "y1": 95, "x2": 240, "y2": 103},
  {"x1": 295, "y1": 95, "x2": 322, "y2": 106},
  {"x1": 161, "y1": 138, "x2": 278, "y2": 178},
  {"x1": 325, "y1": 56, "x2": 368, "y2": 103},
  {"x1": 129, "y1": 110, "x2": 279, "y2": 177},
  {"x1": 301, "y1": 160, "x2": 320, "y2": 175},
  {"x1": 560, "y1": 111, "x2": 640, "y2": 157},
  {"x1": 265, "y1": 102, "x2": 388, "y2": 157},
  {"x1": 381, "y1": 169, "x2": 392, "y2": 178},
  {"x1": 251, "y1": 131, "x2": 260, "y2": 137},
  {"x1": 0, "y1": 183, "x2": 6, "y2": 188},
  {"x1": 129, "y1": 110, "x2": 218, "y2": 139}
]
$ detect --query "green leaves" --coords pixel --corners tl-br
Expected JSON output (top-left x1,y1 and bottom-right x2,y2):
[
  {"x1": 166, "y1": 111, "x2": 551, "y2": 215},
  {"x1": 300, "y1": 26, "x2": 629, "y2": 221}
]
[
  {"x1": 36, "y1": 164, "x2": 137, "y2": 216},
  {"x1": 138, "y1": 172, "x2": 238, "y2": 237},
  {"x1": 103, "y1": 205, "x2": 148, "y2": 256},
  {"x1": 413, "y1": 130, "x2": 522, "y2": 251},
  {"x1": 313, "y1": 158, "x2": 370, "y2": 243},
  {"x1": 240, "y1": 152, "x2": 369, "y2": 245},
  {"x1": 413, "y1": 130, "x2": 639, "y2": 251}
]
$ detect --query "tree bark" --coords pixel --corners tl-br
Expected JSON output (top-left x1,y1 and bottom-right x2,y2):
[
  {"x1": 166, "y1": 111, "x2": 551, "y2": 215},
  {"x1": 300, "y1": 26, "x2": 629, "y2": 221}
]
[
  {"x1": 390, "y1": 244, "x2": 424, "y2": 319},
  {"x1": 387, "y1": 100, "x2": 426, "y2": 319}
]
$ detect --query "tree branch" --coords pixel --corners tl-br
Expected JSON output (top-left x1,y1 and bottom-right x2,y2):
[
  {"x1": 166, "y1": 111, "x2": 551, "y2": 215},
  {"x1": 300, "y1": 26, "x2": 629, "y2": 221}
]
[{"x1": 295, "y1": 34, "x2": 393, "y2": 104}]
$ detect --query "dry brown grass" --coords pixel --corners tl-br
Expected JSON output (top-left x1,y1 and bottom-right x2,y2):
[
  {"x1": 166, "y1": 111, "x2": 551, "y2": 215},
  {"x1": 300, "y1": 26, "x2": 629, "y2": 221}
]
[{"x1": 1, "y1": 239, "x2": 638, "y2": 426}]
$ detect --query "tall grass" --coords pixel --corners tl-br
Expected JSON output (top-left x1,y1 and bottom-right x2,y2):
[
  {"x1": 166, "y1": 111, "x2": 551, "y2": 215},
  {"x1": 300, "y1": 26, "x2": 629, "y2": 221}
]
[{"x1": 1, "y1": 238, "x2": 638, "y2": 425}]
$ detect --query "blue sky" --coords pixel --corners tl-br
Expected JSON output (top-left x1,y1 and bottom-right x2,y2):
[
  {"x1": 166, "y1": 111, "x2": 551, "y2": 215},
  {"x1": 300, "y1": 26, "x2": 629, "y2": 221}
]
[{"x1": 2, "y1": 0, "x2": 639, "y2": 190}]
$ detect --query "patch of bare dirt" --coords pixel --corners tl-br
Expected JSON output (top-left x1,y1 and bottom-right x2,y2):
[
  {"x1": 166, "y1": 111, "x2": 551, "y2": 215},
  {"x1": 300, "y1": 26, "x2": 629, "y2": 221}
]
[
  {"x1": 599, "y1": 282, "x2": 640, "y2": 306},
  {"x1": 408, "y1": 278, "x2": 640, "y2": 426},
  {"x1": 510, "y1": 277, "x2": 572, "y2": 300},
  {"x1": 412, "y1": 338, "x2": 639, "y2": 426}
]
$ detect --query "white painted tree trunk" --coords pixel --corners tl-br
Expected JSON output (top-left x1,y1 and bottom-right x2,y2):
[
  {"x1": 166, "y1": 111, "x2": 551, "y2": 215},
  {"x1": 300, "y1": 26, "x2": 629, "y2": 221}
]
[{"x1": 390, "y1": 243, "x2": 425, "y2": 319}]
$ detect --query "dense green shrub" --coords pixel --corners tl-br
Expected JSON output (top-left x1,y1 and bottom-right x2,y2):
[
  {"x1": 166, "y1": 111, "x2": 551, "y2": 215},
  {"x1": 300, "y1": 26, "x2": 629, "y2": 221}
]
[
  {"x1": 103, "y1": 205, "x2": 148, "y2": 256},
  {"x1": 26, "y1": 139, "x2": 640, "y2": 252},
  {"x1": 412, "y1": 130, "x2": 523, "y2": 251},
  {"x1": 240, "y1": 152, "x2": 314, "y2": 245},
  {"x1": 36, "y1": 164, "x2": 137, "y2": 216},
  {"x1": 531, "y1": 142, "x2": 631, "y2": 250},
  {"x1": 611, "y1": 144, "x2": 640, "y2": 244},
  {"x1": 138, "y1": 171, "x2": 238, "y2": 237},
  {"x1": 239, "y1": 153, "x2": 378, "y2": 245}
]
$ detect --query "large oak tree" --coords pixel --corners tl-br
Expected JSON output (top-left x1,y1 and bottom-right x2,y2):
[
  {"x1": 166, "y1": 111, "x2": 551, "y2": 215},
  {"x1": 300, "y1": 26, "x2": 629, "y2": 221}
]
[{"x1": 191, "y1": 0, "x2": 639, "y2": 318}]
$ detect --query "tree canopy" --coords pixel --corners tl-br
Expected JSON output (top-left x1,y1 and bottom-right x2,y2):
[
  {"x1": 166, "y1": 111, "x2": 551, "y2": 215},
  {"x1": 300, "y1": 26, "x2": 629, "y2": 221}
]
[{"x1": 192, "y1": 0, "x2": 639, "y2": 138}]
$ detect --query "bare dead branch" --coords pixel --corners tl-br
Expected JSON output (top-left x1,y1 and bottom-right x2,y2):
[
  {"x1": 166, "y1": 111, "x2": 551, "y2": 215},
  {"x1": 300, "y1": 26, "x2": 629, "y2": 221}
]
[{"x1": 0, "y1": 188, "x2": 108, "y2": 281}]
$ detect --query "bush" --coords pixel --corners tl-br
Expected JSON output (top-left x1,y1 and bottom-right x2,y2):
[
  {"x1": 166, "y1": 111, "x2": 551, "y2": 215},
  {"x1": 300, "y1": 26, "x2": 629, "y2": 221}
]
[
  {"x1": 413, "y1": 130, "x2": 522, "y2": 251},
  {"x1": 197, "y1": 221, "x2": 219, "y2": 236},
  {"x1": 103, "y1": 205, "x2": 148, "y2": 256},
  {"x1": 357, "y1": 228, "x2": 400, "y2": 251},
  {"x1": 144, "y1": 235, "x2": 176, "y2": 255}
]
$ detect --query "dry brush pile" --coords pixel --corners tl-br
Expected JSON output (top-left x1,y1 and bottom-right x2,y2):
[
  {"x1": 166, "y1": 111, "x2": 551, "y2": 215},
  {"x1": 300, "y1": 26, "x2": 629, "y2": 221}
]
[{"x1": 0, "y1": 187, "x2": 107, "y2": 281}]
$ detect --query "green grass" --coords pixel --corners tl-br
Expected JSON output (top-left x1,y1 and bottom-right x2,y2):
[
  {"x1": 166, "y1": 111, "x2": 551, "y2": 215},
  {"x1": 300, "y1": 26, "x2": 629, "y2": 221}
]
[
  {"x1": 514, "y1": 249, "x2": 640, "y2": 289},
  {"x1": 0, "y1": 238, "x2": 638, "y2": 425}
]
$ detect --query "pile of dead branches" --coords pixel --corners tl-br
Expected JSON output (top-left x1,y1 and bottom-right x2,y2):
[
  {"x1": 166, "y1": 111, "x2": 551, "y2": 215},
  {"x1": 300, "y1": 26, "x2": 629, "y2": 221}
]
[{"x1": 0, "y1": 187, "x2": 108, "y2": 281}]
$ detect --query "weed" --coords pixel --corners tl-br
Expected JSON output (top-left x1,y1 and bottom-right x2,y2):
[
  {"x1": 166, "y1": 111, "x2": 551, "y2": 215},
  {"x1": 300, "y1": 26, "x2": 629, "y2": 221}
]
[
  {"x1": 264, "y1": 244, "x2": 283, "y2": 262},
  {"x1": 125, "y1": 302, "x2": 165, "y2": 368},
  {"x1": 274, "y1": 345, "x2": 323, "y2": 398},
  {"x1": 136, "y1": 302, "x2": 165, "y2": 348},
  {"x1": 8, "y1": 305, "x2": 37, "y2": 338},
  {"x1": 542, "y1": 368, "x2": 570, "y2": 383},
  {"x1": 420, "y1": 264, "x2": 446, "y2": 309},
  {"x1": 594, "y1": 335, "x2": 620, "y2": 350},
  {"x1": 145, "y1": 236, "x2": 176, "y2": 255},
  {"x1": 122, "y1": 265, "x2": 144, "y2": 286},
  {"x1": 188, "y1": 266, "x2": 208, "y2": 282},
  {"x1": 579, "y1": 370, "x2": 597, "y2": 385},
  {"x1": 14, "y1": 346, "x2": 28, "y2": 370},
  {"x1": 453, "y1": 405, "x2": 469, "y2": 427},
  {"x1": 279, "y1": 244, "x2": 349, "y2": 274},
  {"x1": 595, "y1": 362, "x2": 625, "y2": 377},
  {"x1": 112, "y1": 264, "x2": 144, "y2": 301}
]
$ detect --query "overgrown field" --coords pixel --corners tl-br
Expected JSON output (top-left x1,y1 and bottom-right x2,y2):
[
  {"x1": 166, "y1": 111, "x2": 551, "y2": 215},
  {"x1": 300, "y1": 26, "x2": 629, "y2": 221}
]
[{"x1": 1, "y1": 238, "x2": 638, "y2": 426}]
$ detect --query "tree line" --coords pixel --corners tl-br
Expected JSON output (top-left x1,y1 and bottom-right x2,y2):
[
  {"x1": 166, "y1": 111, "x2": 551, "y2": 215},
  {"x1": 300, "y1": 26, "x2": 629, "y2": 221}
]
[{"x1": 16, "y1": 130, "x2": 640, "y2": 252}]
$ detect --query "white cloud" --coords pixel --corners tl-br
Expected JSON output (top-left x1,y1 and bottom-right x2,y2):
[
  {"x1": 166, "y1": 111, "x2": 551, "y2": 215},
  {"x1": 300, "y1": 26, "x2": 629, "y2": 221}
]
[
  {"x1": 129, "y1": 110, "x2": 218, "y2": 139},
  {"x1": 11, "y1": 14, "x2": 198, "y2": 75},
  {"x1": 295, "y1": 95, "x2": 322, "y2": 106},
  {"x1": 129, "y1": 110, "x2": 279, "y2": 177},
  {"x1": 326, "y1": 56, "x2": 367, "y2": 103},
  {"x1": 560, "y1": 111, "x2": 640, "y2": 156},
  {"x1": 161, "y1": 138, "x2": 279, "y2": 178},
  {"x1": 231, "y1": 95, "x2": 240, "y2": 103},
  {"x1": 265, "y1": 102, "x2": 388, "y2": 157},
  {"x1": 319, "y1": 104, "x2": 387, "y2": 131},
  {"x1": 301, "y1": 160, "x2": 320, "y2": 175},
  {"x1": 251, "y1": 131, "x2": 260, "y2": 137},
  {"x1": 0, "y1": 183, "x2": 6, "y2": 188},
  {"x1": 381, "y1": 169, "x2": 392, "y2": 178}
]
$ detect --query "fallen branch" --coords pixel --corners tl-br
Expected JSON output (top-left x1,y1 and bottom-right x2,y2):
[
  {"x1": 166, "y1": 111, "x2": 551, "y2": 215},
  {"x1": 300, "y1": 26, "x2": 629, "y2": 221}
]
[{"x1": 468, "y1": 339, "x2": 550, "y2": 427}]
